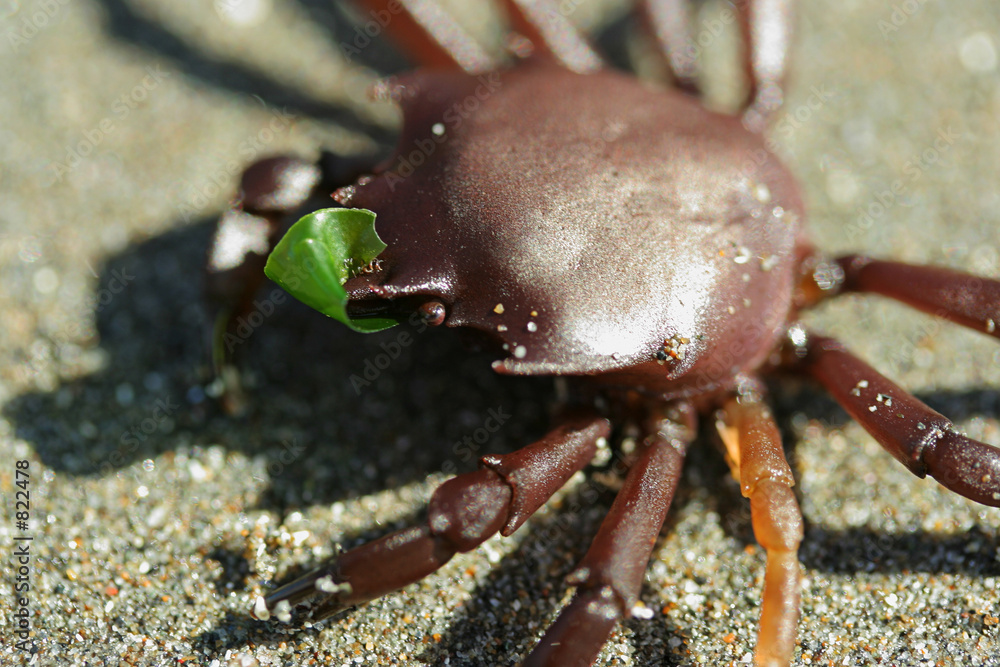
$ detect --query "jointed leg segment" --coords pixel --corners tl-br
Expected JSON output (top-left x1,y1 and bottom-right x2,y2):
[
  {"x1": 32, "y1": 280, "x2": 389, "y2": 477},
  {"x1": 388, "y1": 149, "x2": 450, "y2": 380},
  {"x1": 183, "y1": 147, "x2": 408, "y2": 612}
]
[
  {"x1": 833, "y1": 255, "x2": 1000, "y2": 339},
  {"x1": 792, "y1": 251, "x2": 1000, "y2": 504},
  {"x1": 253, "y1": 410, "x2": 610, "y2": 621},
  {"x1": 717, "y1": 388, "x2": 803, "y2": 667},
  {"x1": 641, "y1": 0, "x2": 795, "y2": 131},
  {"x1": 638, "y1": 0, "x2": 700, "y2": 93},
  {"x1": 793, "y1": 329, "x2": 1000, "y2": 507},
  {"x1": 736, "y1": 0, "x2": 796, "y2": 132},
  {"x1": 205, "y1": 153, "x2": 378, "y2": 412},
  {"x1": 352, "y1": 0, "x2": 497, "y2": 72},
  {"x1": 502, "y1": 0, "x2": 603, "y2": 73},
  {"x1": 522, "y1": 402, "x2": 694, "y2": 667}
]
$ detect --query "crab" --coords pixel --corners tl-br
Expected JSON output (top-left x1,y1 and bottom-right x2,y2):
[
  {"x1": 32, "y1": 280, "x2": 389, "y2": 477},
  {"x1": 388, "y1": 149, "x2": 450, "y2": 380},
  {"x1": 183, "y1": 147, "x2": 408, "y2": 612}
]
[{"x1": 204, "y1": 1, "x2": 1000, "y2": 665}]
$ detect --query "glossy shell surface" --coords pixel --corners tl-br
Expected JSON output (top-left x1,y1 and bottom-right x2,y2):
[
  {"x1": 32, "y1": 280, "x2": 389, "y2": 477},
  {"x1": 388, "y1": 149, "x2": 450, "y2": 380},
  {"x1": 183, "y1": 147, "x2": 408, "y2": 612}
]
[{"x1": 342, "y1": 62, "x2": 807, "y2": 397}]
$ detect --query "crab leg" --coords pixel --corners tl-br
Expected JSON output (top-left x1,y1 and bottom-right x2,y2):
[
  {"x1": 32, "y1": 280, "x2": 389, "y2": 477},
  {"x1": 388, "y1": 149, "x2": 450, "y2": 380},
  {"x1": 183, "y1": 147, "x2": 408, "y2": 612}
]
[
  {"x1": 638, "y1": 0, "x2": 699, "y2": 93},
  {"x1": 521, "y1": 402, "x2": 694, "y2": 667},
  {"x1": 736, "y1": 0, "x2": 795, "y2": 133},
  {"x1": 717, "y1": 388, "x2": 803, "y2": 667},
  {"x1": 204, "y1": 153, "x2": 376, "y2": 410},
  {"x1": 352, "y1": 0, "x2": 497, "y2": 73},
  {"x1": 252, "y1": 410, "x2": 609, "y2": 621},
  {"x1": 793, "y1": 329, "x2": 1000, "y2": 507},
  {"x1": 205, "y1": 156, "x2": 322, "y2": 345},
  {"x1": 830, "y1": 255, "x2": 1000, "y2": 340},
  {"x1": 501, "y1": 0, "x2": 603, "y2": 73},
  {"x1": 206, "y1": 153, "x2": 371, "y2": 325},
  {"x1": 205, "y1": 153, "x2": 377, "y2": 320}
]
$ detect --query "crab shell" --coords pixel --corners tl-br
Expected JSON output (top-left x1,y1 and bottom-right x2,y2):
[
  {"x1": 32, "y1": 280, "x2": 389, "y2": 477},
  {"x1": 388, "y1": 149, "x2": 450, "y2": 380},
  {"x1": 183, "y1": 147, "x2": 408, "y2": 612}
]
[{"x1": 339, "y1": 60, "x2": 808, "y2": 399}]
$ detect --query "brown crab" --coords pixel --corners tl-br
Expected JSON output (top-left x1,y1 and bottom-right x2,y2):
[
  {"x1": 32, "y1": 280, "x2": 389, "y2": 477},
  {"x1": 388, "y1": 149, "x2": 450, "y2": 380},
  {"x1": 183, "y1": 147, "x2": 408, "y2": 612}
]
[{"x1": 204, "y1": 1, "x2": 1000, "y2": 665}]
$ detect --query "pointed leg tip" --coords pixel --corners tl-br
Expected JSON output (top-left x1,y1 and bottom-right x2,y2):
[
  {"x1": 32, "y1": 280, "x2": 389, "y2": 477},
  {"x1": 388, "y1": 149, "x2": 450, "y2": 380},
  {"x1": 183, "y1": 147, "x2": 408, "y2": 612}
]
[
  {"x1": 250, "y1": 595, "x2": 271, "y2": 621},
  {"x1": 251, "y1": 563, "x2": 353, "y2": 623}
]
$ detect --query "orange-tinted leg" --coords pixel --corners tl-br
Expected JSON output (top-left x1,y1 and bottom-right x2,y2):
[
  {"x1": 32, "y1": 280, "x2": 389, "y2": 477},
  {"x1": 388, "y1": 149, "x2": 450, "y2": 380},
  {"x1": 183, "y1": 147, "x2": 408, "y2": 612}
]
[{"x1": 717, "y1": 386, "x2": 803, "y2": 666}]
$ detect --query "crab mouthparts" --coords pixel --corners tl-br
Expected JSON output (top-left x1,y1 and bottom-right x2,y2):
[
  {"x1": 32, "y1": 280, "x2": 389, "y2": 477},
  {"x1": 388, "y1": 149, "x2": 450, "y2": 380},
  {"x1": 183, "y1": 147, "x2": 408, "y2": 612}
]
[{"x1": 344, "y1": 297, "x2": 410, "y2": 322}]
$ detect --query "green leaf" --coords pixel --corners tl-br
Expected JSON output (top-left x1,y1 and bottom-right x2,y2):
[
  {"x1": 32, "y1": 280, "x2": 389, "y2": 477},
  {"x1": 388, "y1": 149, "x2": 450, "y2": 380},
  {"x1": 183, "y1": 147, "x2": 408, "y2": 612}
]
[{"x1": 264, "y1": 208, "x2": 398, "y2": 332}]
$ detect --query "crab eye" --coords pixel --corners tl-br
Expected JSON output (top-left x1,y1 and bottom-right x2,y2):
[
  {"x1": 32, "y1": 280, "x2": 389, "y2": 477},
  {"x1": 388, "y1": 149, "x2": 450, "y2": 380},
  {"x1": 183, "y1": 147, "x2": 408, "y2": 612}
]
[{"x1": 419, "y1": 300, "x2": 447, "y2": 326}]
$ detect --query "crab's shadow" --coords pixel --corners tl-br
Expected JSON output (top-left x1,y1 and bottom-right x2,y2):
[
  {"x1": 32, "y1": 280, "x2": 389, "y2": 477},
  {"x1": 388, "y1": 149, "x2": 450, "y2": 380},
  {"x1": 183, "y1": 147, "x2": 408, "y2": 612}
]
[
  {"x1": 92, "y1": 0, "x2": 405, "y2": 140},
  {"x1": 3, "y1": 218, "x2": 553, "y2": 509}
]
